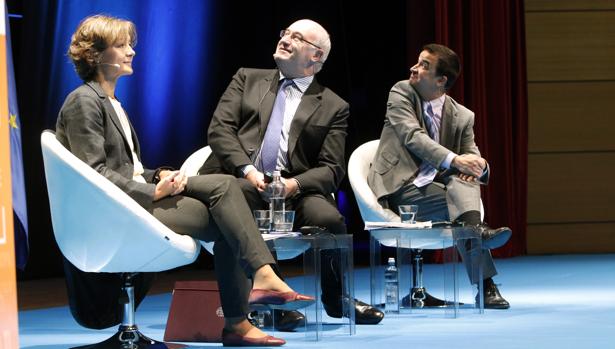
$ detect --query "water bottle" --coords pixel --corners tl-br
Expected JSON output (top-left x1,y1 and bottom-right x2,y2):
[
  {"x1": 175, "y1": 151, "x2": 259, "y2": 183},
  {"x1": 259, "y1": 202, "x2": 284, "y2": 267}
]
[
  {"x1": 384, "y1": 257, "x2": 399, "y2": 313},
  {"x1": 268, "y1": 171, "x2": 285, "y2": 231}
]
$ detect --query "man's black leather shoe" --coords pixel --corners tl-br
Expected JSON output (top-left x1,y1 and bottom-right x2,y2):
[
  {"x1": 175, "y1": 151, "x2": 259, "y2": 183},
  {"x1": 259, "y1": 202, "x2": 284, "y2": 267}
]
[
  {"x1": 477, "y1": 278, "x2": 510, "y2": 309},
  {"x1": 322, "y1": 297, "x2": 384, "y2": 325},
  {"x1": 474, "y1": 224, "x2": 512, "y2": 249},
  {"x1": 249, "y1": 310, "x2": 306, "y2": 332},
  {"x1": 271, "y1": 309, "x2": 306, "y2": 331}
]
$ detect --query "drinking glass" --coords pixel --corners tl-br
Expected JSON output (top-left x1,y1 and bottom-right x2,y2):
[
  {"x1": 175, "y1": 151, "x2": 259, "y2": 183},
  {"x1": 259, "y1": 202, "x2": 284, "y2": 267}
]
[
  {"x1": 398, "y1": 205, "x2": 419, "y2": 223},
  {"x1": 272, "y1": 210, "x2": 295, "y2": 232},
  {"x1": 253, "y1": 210, "x2": 271, "y2": 233}
]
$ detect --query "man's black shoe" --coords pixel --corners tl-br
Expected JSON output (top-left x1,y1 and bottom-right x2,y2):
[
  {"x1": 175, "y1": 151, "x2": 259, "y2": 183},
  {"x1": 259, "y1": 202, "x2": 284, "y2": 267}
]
[
  {"x1": 322, "y1": 296, "x2": 384, "y2": 325},
  {"x1": 401, "y1": 289, "x2": 460, "y2": 308},
  {"x1": 248, "y1": 310, "x2": 306, "y2": 332},
  {"x1": 474, "y1": 224, "x2": 512, "y2": 249},
  {"x1": 271, "y1": 309, "x2": 306, "y2": 331},
  {"x1": 477, "y1": 278, "x2": 510, "y2": 309}
]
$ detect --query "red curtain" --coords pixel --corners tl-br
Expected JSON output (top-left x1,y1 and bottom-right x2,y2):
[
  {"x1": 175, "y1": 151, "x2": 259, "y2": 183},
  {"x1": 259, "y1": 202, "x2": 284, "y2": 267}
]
[{"x1": 408, "y1": 0, "x2": 528, "y2": 256}]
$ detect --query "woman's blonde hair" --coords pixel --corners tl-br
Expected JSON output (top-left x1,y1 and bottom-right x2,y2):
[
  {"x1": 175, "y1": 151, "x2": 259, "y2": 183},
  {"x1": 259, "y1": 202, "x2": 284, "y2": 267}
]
[{"x1": 67, "y1": 15, "x2": 136, "y2": 81}]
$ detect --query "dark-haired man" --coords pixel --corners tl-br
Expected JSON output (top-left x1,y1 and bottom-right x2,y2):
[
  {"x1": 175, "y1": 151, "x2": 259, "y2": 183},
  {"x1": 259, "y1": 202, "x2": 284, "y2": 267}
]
[{"x1": 368, "y1": 44, "x2": 511, "y2": 309}]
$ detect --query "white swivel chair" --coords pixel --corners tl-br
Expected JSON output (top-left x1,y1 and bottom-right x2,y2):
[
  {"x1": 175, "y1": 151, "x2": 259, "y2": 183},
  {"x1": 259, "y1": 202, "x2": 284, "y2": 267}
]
[
  {"x1": 348, "y1": 140, "x2": 483, "y2": 308},
  {"x1": 347, "y1": 140, "x2": 399, "y2": 224},
  {"x1": 179, "y1": 146, "x2": 217, "y2": 255},
  {"x1": 180, "y1": 146, "x2": 212, "y2": 177},
  {"x1": 41, "y1": 130, "x2": 200, "y2": 348}
]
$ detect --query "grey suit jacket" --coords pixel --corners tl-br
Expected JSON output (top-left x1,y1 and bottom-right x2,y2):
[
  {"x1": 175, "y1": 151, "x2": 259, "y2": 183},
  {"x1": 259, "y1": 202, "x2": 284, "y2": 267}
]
[
  {"x1": 201, "y1": 68, "x2": 349, "y2": 196},
  {"x1": 56, "y1": 81, "x2": 157, "y2": 207},
  {"x1": 368, "y1": 80, "x2": 485, "y2": 202}
]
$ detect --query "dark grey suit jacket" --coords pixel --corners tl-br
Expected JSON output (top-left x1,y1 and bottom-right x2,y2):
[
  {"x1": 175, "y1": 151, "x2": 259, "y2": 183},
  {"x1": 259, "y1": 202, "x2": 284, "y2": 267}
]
[
  {"x1": 56, "y1": 81, "x2": 157, "y2": 207},
  {"x1": 55, "y1": 82, "x2": 158, "y2": 329},
  {"x1": 201, "y1": 68, "x2": 349, "y2": 196},
  {"x1": 368, "y1": 80, "x2": 485, "y2": 202}
]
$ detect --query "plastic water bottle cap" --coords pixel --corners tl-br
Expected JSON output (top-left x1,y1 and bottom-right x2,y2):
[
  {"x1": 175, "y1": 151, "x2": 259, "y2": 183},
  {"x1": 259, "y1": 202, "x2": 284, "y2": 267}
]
[{"x1": 388, "y1": 257, "x2": 395, "y2": 264}]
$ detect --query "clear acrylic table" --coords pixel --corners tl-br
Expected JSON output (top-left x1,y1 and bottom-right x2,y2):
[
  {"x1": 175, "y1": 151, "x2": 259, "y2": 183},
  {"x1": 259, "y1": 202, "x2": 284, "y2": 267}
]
[
  {"x1": 266, "y1": 233, "x2": 356, "y2": 340},
  {"x1": 368, "y1": 224, "x2": 484, "y2": 318}
]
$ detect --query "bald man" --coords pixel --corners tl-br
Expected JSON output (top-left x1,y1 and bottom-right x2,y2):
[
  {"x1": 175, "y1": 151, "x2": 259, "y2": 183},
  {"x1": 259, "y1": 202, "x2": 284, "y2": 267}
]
[{"x1": 202, "y1": 19, "x2": 384, "y2": 329}]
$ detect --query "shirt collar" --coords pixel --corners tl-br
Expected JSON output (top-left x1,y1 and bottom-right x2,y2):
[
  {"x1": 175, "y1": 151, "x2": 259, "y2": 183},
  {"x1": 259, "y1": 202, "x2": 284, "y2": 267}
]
[
  {"x1": 279, "y1": 72, "x2": 313, "y2": 94},
  {"x1": 423, "y1": 94, "x2": 446, "y2": 117}
]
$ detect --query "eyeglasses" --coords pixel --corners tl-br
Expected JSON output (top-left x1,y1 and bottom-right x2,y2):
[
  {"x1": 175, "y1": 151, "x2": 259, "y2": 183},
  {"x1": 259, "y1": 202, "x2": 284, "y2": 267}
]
[{"x1": 279, "y1": 29, "x2": 322, "y2": 50}]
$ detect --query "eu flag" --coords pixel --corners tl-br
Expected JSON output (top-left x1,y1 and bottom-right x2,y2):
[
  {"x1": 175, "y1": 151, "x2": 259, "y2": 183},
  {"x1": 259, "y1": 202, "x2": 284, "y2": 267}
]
[{"x1": 6, "y1": 7, "x2": 28, "y2": 269}]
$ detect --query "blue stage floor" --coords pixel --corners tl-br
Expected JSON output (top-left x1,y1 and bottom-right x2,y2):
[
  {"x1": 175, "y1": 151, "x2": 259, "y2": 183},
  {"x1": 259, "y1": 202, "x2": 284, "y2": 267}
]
[{"x1": 18, "y1": 254, "x2": 615, "y2": 348}]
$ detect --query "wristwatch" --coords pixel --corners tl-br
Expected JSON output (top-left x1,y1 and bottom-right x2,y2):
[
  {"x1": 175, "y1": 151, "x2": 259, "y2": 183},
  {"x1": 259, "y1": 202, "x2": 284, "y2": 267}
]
[{"x1": 292, "y1": 178, "x2": 303, "y2": 195}]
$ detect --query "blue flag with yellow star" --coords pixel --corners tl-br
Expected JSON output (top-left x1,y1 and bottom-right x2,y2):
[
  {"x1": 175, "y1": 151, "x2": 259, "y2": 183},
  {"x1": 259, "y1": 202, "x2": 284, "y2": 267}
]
[{"x1": 6, "y1": 7, "x2": 28, "y2": 269}]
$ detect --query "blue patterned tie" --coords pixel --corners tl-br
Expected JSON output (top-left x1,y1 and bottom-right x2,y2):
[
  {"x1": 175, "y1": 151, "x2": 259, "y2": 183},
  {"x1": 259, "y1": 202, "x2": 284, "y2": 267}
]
[
  {"x1": 423, "y1": 104, "x2": 440, "y2": 142},
  {"x1": 413, "y1": 103, "x2": 440, "y2": 187},
  {"x1": 261, "y1": 79, "x2": 293, "y2": 173}
]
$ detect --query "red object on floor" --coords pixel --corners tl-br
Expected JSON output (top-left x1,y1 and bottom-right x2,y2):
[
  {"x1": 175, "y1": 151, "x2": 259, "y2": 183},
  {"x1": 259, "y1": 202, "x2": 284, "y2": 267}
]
[{"x1": 164, "y1": 280, "x2": 225, "y2": 342}]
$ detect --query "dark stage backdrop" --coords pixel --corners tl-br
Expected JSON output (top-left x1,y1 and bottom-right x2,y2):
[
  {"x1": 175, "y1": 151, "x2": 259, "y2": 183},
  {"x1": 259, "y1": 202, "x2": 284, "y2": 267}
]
[{"x1": 9, "y1": 0, "x2": 526, "y2": 279}]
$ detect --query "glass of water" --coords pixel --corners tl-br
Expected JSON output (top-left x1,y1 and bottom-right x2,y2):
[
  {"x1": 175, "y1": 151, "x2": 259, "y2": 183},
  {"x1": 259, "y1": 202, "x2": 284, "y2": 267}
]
[
  {"x1": 398, "y1": 205, "x2": 419, "y2": 223},
  {"x1": 253, "y1": 210, "x2": 271, "y2": 233},
  {"x1": 272, "y1": 210, "x2": 295, "y2": 232}
]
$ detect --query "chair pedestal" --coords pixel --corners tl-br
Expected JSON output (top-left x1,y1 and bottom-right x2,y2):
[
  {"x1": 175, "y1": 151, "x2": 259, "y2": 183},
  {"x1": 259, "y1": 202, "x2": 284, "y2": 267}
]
[
  {"x1": 72, "y1": 275, "x2": 185, "y2": 349},
  {"x1": 410, "y1": 249, "x2": 427, "y2": 308},
  {"x1": 404, "y1": 249, "x2": 456, "y2": 308}
]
